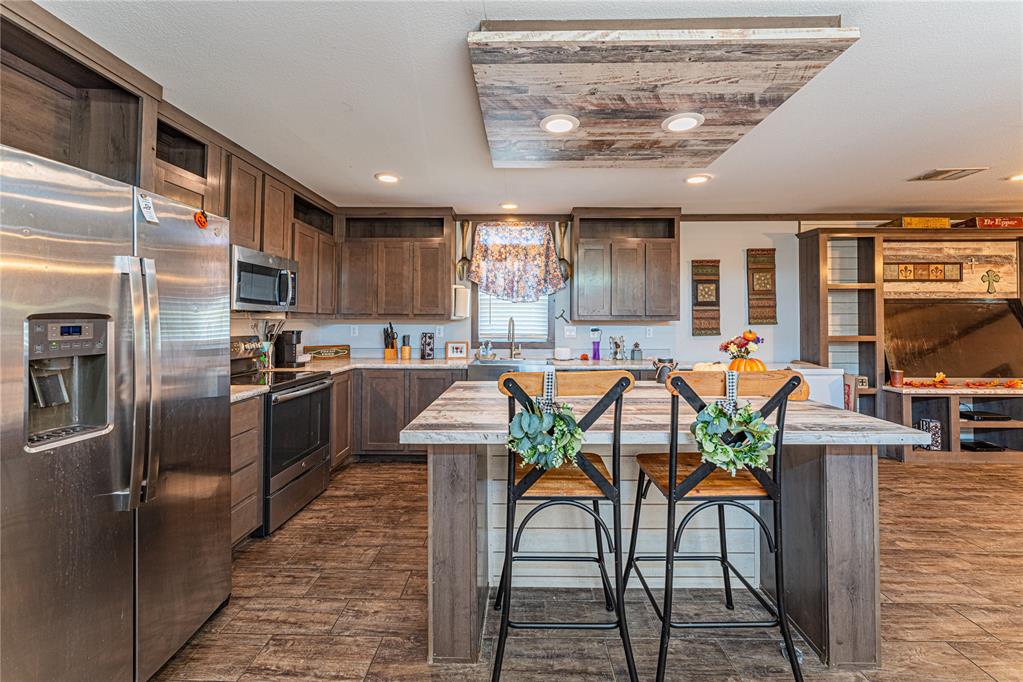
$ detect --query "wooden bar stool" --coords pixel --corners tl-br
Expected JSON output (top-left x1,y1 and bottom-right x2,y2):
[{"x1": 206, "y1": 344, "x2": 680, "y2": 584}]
[
  {"x1": 624, "y1": 370, "x2": 808, "y2": 682},
  {"x1": 492, "y1": 370, "x2": 638, "y2": 682}
]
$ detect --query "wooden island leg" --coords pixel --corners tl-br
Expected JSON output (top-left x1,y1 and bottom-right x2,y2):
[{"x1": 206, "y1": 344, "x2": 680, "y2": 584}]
[
  {"x1": 761, "y1": 444, "x2": 880, "y2": 669},
  {"x1": 427, "y1": 444, "x2": 489, "y2": 664}
]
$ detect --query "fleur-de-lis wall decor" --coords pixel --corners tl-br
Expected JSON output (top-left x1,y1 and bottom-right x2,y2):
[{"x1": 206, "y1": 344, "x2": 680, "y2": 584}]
[{"x1": 981, "y1": 269, "x2": 1000, "y2": 294}]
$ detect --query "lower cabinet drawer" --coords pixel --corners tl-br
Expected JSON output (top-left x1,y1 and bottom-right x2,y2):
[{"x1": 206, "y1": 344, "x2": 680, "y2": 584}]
[
  {"x1": 231, "y1": 398, "x2": 262, "y2": 437},
  {"x1": 231, "y1": 461, "x2": 260, "y2": 508},
  {"x1": 231, "y1": 494, "x2": 260, "y2": 544},
  {"x1": 231, "y1": 428, "x2": 261, "y2": 471}
]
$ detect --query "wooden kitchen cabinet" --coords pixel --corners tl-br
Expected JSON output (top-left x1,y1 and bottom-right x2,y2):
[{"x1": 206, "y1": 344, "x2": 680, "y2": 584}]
[
  {"x1": 340, "y1": 240, "x2": 378, "y2": 316},
  {"x1": 230, "y1": 397, "x2": 263, "y2": 545},
  {"x1": 317, "y1": 233, "x2": 337, "y2": 314},
  {"x1": 261, "y1": 175, "x2": 292, "y2": 258},
  {"x1": 570, "y1": 208, "x2": 681, "y2": 321},
  {"x1": 406, "y1": 370, "x2": 460, "y2": 454},
  {"x1": 358, "y1": 369, "x2": 407, "y2": 452},
  {"x1": 610, "y1": 241, "x2": 645, "y2": 316},
  {"x1": 292, "y1": 221, "x2": 319, "y2": 313},
  {"x1": 331, "y1": 372, "x2": 352, "y2": 469},
  {"x1": 226, "y1": 155, "x2": 263, "y2": 250},
  {"x1": 412, "y1": 240, "x2": 449, "y2": 316},
  {"x1": 377, "y1": 241, "x2": 413, "y2": 315},
  {"x1": 152, "y1": 110, "x2": 225, "y2": 215}
]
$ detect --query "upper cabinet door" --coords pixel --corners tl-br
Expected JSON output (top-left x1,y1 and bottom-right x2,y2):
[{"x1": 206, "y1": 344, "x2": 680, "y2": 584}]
[
  {"x1": 291, "y1": 222, "x2": 318, "y2": 313},
  {"x1": 610, "y1": 241, "x2": 645, "y2": 316},
  {"x1": 574, "y1": 240, "x2": 611, "y2": 318},
  {"x1": 261, "y1": 176, "x2": 292, "y2": 258},
  {"x1": 644, "y1": 241, "x2": 679, "y2": 318},
  {"x1": 340, "y1": 240, "x2": 378, "y2": 316},
  {"x1": 412, "y1": 240, "x2": 448, "y2": 317},
  {"x1": 377, "y1": 241, "x2": 413, "y2": 316},
  {"x1": 317, "y1": 233, "x2": 337, "y2": 314},
  {"x1": 227, "y1": 156, "x2": 263, "y2": 250}
]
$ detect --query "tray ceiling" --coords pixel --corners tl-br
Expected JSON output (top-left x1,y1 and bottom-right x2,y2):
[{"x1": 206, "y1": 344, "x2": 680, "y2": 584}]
[{"x1": 469, "y1": 20, "x2": 860, "y2": 168}]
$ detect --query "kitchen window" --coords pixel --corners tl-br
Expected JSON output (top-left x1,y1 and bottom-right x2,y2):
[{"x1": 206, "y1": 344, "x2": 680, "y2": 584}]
[{"x1": 473, "y1": 289, "x2": 554, "y2": 349}]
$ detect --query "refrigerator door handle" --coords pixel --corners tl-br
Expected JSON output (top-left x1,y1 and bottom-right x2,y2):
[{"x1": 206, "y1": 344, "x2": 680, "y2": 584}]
[
  {"x1": 140, "y1": 258, "x2": 162, "y2": 503},
  {"x1": 112, "y1": 255, "x2": 148, "y2": 511}
]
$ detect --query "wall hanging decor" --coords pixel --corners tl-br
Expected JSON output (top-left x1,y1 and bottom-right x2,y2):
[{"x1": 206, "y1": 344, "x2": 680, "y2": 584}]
[
  {"x1": 746, "y1": 248, "x2": 778, "y2": 325},
  {"x1": 691, "y1": 259, "x2": 720, "y2": 336}
]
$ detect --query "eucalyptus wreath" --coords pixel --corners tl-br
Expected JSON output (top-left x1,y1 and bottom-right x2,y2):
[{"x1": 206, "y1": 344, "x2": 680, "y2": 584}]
[
  {"x1": 508, "y1": 399, "x2": 584, "y2": 470},
  {"x1": 691, "y1": 402, "x2": 777, "y2": 475}
]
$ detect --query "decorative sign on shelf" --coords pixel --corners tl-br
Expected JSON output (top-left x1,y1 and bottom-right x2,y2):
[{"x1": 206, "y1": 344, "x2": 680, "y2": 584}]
[
  {"x1": 882, "y1": 262, "x2": 963, "y2": 282},
  {"x1": 954, "y1": 216, "x2": 1023, "y2": 229},
  {"x1": 746, "y1": 248, "x2": 777, "y2": 325},
  {"x1": 883, "y1": 216, "x2": 951, "y2": 229},
  {"x1": 691, "y1": 259, "x2": 720, "y2": 336}
]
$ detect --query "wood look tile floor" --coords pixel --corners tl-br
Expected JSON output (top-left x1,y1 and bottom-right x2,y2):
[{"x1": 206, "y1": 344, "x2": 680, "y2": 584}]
[{"x1": 156, "y1": 460, "x2": 1023, "y2": 681}]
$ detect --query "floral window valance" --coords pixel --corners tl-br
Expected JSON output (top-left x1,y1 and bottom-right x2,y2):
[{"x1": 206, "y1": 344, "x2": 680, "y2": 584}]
[{"x1": 467, "y1": 222, "x2": 566, "y2": 302}]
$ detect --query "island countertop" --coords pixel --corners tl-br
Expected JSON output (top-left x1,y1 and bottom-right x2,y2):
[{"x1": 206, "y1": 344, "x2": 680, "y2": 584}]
[{"x1": 401, "y1": 380, "x2": 930, "y2": 446}]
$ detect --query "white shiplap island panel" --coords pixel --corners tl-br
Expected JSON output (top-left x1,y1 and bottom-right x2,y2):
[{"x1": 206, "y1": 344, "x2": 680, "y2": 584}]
[{"x1": 402, "y1": 380, "x2": 927, "y2": 669}]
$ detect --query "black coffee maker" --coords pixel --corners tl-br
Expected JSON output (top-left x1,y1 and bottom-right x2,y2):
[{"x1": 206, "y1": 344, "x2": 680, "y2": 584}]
[{"x1": 273, "y1": 330, "x2": 304, "y2": 368}]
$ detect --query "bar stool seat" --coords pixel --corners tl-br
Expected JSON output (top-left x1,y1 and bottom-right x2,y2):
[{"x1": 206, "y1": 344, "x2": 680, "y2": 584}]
[
  {"x1": 635, "y1": 453, "x2": 768, "y2": 499},
  {"x1": 515, "y1": 452, "x2": 611, "y2": 498}
]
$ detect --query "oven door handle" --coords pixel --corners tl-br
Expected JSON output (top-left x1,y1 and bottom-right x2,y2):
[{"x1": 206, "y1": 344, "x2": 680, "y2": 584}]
[{"x1": 271, "y1": 380, "x2": 332, "y2": 404}]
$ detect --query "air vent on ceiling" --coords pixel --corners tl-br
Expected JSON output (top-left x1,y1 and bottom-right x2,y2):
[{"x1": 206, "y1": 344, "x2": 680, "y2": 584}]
[{"x1": 908, "y1": 167, "x2": 989, "y2": 181}]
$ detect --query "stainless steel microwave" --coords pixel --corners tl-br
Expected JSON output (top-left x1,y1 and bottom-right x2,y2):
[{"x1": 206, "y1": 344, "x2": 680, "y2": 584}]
[{"x1": 231, "y1": 245, "x2": 298, "y2": 312}]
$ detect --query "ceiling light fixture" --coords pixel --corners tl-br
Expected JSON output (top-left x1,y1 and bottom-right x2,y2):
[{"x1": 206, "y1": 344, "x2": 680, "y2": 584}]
[
  {"x1": 374, "y1": 172, "x2": 399, "y2": 184},
  {"x1": 540, "y1": 114, "x2": 580, "y2": 134},
  {"x1": 685, "y1": 174, "x2": 712, "y2": 185},
  {"x1": 500, "y1": 202, "x2": 518, "y2": 210},
  {"x1": 662, "y1": 112, "x2": 705, "y2": 133},
  {"x1": 1009, "y1": 174, "x2": 1023, "y2": 182}
]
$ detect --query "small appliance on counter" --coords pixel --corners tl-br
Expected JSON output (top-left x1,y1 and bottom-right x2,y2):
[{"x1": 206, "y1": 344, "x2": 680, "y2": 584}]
[
  {"x1": 273, "y1": 330, "x2": 305, "y2": 368},
  {"x1": 231, "y1": 336, "x2": 332, "y2": 535}
]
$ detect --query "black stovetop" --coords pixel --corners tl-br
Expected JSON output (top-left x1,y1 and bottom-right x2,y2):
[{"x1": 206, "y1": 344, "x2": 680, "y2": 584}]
[{"x1": 231, "y1": 369, "x2": 331, "y2": 393}]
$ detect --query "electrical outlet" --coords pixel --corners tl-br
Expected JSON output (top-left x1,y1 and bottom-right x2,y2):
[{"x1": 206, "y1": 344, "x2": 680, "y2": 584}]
[
  {"x1": 646, "y1": 327, "x2": 654, "y2": 338},
  {"x1": 436, "y1": 326, "x2": 444, "y2": 338},
  {"x1": 350, "y1": 326, "x2": 359, "y2": 337},
  {"x1": 564, "y1": 326, "x2": 577, "y2": 338}
]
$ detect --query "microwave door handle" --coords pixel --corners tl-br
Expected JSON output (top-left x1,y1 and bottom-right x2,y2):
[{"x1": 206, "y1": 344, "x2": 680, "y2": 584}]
[
  {"x1": 286, "y1": 270, "x2": 295, "y2": 307},
  {"x1": 140, "y1": 258, "x2": 162, "y2": 503},
  {"x1": 113, "y1": 256, "x2": 147, "y2": 511},
  {"x1": 276, "y1": 270, "x2": 289, "y2": 307}
]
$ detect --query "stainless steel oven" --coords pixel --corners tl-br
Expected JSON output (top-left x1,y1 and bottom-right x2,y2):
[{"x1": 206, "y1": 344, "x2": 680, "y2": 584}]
[
  {"x1": 231, "y1": 245, "x2": 298, "y2": 312},
  {"x1": 262, "y1": 376, "x2": 332, "y2": 533}
]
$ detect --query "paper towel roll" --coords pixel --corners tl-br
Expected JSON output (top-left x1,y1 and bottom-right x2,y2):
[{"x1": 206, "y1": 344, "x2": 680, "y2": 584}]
[{"x1": 452, "y1": 285, "x2": 469, "y2": 319}]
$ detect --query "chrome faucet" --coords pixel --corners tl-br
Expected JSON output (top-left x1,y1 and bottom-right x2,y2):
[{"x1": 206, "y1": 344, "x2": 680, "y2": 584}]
[{"x1": 508, "y1": 317, "x2": 521, "y2": 359}]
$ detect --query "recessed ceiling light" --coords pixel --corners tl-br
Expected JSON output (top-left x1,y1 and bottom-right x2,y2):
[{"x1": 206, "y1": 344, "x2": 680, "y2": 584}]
[
  {"x1": 500, "y1": 202, "x2": 518, "y2": 210},
  {"x1": 662, "y1": 113, "x2": 705, "y2": 133},
  {"x1": 374, "y1": 172, "x2": 399, "y2": 183},
  {"x1": 540, "y1": 114, "x2": 580, "y2": 134},
  {"x1": 685, "y1": 174, "x2": 712, "y2": 185},
  {"x1": 1009, "y1": 173, "x2": 1023, "y2": 182}
]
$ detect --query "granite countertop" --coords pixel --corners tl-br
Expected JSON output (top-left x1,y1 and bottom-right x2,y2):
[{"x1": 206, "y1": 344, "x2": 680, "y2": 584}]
[
  {"x1": 231, "y1": 385, "x2": 269, "y2": 403},
  {"x1": 883, "y1": 384, "x2": 1023, "y2": 396},
  {"x1": 401, "y1": 381, "x2": 930, "y2": 446}
]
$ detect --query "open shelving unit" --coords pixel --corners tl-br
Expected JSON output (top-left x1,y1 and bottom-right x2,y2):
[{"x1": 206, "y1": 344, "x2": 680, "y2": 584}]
[{"x1": 882, "y1": 388, "x2": 1023, "y2": 462}]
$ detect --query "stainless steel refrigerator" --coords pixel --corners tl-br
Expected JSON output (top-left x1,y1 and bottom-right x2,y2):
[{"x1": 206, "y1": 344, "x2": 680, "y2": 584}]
[{"x1": 0, "y1": 146, "x2": 232, "y2": 681}]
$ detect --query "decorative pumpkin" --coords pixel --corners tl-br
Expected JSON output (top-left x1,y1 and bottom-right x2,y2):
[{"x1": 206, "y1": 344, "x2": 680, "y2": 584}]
[
  {"x1": 741, "y1": 329, "x2": 758, "y2": 342},
  {"x1": 728, "y1": 357, "x2": 767, "y2": 372}
]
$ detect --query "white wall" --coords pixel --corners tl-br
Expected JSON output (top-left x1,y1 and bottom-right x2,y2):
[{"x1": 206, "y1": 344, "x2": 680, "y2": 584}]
[{"x1": 231, "y1": 221, "x2": 802, "y2": 362}]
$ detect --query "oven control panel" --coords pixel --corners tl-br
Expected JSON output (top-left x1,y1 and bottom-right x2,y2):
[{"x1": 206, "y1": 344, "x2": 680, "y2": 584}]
[{"x1": 28, "y1": 319, "x2": 108, "y2": 359}]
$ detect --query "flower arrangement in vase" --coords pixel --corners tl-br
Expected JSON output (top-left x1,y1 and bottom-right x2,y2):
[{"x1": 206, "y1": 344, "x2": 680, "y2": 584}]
[{"x1": 720, "y1": 330, "x2": 767, "y2": 372}]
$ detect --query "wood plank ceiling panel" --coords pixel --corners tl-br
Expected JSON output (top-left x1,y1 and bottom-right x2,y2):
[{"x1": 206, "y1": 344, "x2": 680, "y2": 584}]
[{"x1": 468, "y1": 23, "x2": 859, "y2": 168}]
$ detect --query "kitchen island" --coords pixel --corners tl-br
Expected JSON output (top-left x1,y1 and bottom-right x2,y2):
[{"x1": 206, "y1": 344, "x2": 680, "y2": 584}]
[{"x1": 400, "y1": 380, "x2": 929, "y2": 668}]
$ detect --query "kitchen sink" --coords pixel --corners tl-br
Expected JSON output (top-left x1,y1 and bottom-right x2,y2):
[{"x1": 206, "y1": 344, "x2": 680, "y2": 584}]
[{"x1": 467, "y1": 358, "x2": 551, "y2": 380}]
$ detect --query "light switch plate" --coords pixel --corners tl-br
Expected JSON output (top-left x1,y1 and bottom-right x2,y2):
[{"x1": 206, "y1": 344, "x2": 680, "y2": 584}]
[
  {"x1": 646, "y1": 327, "x2": 654, "y2": 338},
  {"x1": 564, "y1": 326, "x2": 577, "y2": 338},
  {"x1": 436, "y1": 326, "x2": 444, "y2": 338},
  {"x1": 350, "y1": 326, "x2": 359, "y2": 337}
]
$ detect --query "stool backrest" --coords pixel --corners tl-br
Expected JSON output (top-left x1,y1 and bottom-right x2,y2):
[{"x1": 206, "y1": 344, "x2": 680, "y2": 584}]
[
  {"x1": 497, "y1": 370, "x2": 635, "y2": 398},
  {"x1": 665, "y1": 370, "x2": 809, "y2": 401}
]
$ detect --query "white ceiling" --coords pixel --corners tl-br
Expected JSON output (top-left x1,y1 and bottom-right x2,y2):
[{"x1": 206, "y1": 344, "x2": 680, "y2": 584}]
[{"x1": 40, "y1": 0, "x2": 1023, "y2": 215}]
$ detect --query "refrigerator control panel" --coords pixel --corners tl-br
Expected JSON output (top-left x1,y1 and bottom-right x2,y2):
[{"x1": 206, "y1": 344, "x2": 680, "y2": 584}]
[{"x1": 28, "y1": 318, "x2": 108, "y2": 359}]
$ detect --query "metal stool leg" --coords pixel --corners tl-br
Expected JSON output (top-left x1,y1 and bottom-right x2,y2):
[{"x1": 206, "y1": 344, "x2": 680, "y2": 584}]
[
  {"x1": 493, "y1": 564, "x2": 507, "y2": 611},
  {"x1": 593, "y1": 500, "x2": 615, "y2": 611},
  {"x1": 773, "y1": 501, "x2": 804, "y2": 682},
  {"x1": 655, "y1": 497, "x2": 677, "y2": 682},
  {"x1": 492, "y1": 496, "x2": 516, "y2": 681},
  {"x1": 718, "y1": 503, "x2": 735, "y2": 610},
  {"x1": 624, "y1": 469, "x2": 646, "y2": 587},
  {"x1": 613, "y1": 490, "x2": 639, "y2": 681}
]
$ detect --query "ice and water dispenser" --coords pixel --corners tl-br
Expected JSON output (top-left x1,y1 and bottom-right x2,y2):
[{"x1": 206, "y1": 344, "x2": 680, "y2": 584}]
[{"x1": 26, "y1": 316, "x2": 110, "y2": 448}]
